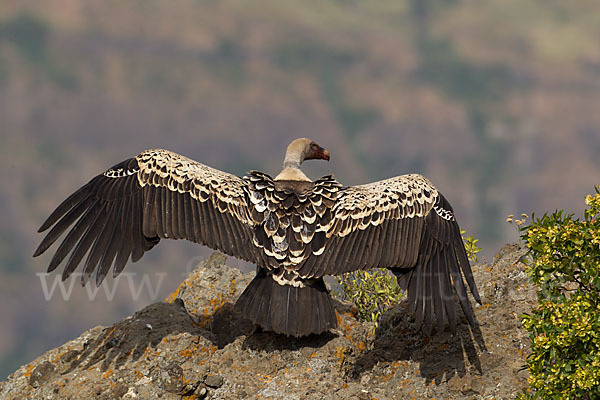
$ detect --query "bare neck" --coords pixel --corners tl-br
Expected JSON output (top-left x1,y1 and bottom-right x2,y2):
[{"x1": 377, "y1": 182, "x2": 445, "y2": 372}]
[
  {"x1": 276, "y1": 141, "x2": 310, "y2": 181},
  {"x1": 274, "y1": 165, "x2": 310, "y2": 182},
  {"x1": 283, "y1": 151, "x2": 303, "y2": 169}
]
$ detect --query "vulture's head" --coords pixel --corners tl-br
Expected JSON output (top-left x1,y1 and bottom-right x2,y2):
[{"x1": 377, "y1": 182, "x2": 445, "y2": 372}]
[{"x1": 286, "y1": 138, "x2": 330, "y2": 165}]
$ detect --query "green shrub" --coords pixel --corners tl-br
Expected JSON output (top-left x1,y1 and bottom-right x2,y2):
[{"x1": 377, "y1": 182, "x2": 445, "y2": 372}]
[
  {"x1": 334, "y1": 230, "x2": 481, "y2": 330},
  {"x1": 518, "y1": 191, "x2": 600, "y2": 399},
  {"x1": 461, "y1": 229, "x2": 482, "y2": 263},
  {"x1": 334, "y1": 268, "x2": 403, "y2": 330}
]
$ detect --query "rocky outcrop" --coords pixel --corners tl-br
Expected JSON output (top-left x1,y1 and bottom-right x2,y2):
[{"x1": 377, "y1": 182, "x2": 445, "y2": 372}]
[{"x1": 1, "y1": 245, "x2": 534, "y2": 399}]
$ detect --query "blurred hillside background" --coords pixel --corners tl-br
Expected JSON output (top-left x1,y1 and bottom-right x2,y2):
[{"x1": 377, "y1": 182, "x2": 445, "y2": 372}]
[{"x1": 1, "y1": 0, "x2": 599, "y2": 380}]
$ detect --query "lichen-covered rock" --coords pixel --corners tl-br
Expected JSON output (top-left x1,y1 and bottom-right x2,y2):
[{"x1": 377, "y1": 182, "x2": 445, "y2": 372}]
[{"x1": 0, "y1": 246, "x2": 535, "y2": 399}]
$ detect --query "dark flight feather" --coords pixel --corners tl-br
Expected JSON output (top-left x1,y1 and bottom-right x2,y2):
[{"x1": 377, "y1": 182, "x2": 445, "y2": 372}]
[{"x1": 34, "y1": 145, "x2": 480, "y2": 337}]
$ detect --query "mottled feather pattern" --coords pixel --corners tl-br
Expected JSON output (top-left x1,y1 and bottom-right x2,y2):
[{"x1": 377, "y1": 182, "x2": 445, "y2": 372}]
[
  {"x1": 103, "y1": 166, "x2": 139, "y2": 178},
  {"x1": 329, "y1": 174, "x2": 438, "y2": 238},
  {"x1": 245, "y1": 171, "x2": 340, "y2": 271},
  {"x1": 48, "y1": 150, "x2": 449, "y2": 285},
  {"x1": 35, "y1": 142, "x2": 480, "y2": 337},
  {"x1": 244, "y1": 171, "x2": 448, "y2": 284},
  {"x1": 135, "y1": 149, "x2": 252, "y2": 227},
  {"x1": 34, "y1": 150, "x2": 262, "y2": 286},
  {"x1": 293, "y1": 175, "x2": 445, "y2": 280},
  {"x1": 433, "y1": 205, "x2": 455, "y2": 221}
]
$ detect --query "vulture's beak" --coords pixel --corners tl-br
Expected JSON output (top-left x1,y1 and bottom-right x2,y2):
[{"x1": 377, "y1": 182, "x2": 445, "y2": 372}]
[{"x1": 322, "y1": 148, "x2": 330, "y2": 161}]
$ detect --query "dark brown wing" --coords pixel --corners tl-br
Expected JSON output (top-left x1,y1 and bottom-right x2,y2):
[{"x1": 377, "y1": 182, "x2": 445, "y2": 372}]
[
  {"x1": 295, "y1": 174, "x2": 437, "y2": 276},
  {"x1": 33, "y1": 149, "x2": 258, "y2": 286},
  {"x1": 395, "y1": 192, "x2": 481, "y2": 334},
  {"x1": 295, "y1": 174, "x2": 481, "y2": 334},
  {"x1": 244, "y1": 172, "x2": 339, "y2": 272}
]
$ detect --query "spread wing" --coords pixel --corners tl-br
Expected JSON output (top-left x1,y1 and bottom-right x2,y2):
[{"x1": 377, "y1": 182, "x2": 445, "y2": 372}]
[
  {"x1": 295, "y1": 174, "x2": 481, "y2": 334},
  {"x1": 297, "y1": 174, "x2": 436, "y2": 276},
  {"x1": 33, "y1": 149, "x2": 259, "y2": 285}
]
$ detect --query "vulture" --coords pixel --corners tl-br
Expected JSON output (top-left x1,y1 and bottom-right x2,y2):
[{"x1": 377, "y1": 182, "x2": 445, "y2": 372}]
[{"x1": 34, "y1": 138, "x2": 481, "y2": 337}]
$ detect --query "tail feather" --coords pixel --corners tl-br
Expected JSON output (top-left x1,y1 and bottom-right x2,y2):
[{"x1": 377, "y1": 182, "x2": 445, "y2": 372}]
[{"x1": 235, "y1": 268, "x2": 337, "y2": 337}]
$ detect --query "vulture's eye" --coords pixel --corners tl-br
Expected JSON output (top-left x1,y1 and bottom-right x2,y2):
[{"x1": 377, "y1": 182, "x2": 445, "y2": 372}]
[{"x1": 311, "y1": 144, "x2": 318, "y2": 150}]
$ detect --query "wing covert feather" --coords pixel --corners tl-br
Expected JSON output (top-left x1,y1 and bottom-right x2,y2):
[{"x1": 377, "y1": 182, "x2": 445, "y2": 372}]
[
  {"x1": 297, "y1": 174, "x2": 437, "y2": 278},
  {"x1": 34, "y1": 149, "x2": 259, "y2": 285}
]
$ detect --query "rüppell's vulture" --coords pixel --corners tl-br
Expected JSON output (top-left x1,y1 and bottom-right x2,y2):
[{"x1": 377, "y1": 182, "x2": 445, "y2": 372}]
[{"x1": 34, "y1": 138, "x2": 481, "y2": 337}]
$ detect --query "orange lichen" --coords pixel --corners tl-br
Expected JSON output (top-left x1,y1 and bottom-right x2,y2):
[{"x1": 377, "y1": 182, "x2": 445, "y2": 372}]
[
  {"x1": 335, "y1": 346, "x2": 348, "y2": 370},
  {"x1": 179, "y1": 348, "x2": 196, "y2": 358},
  {"x1": 189, "y1": 278, "x2": 239, "y2": 327},
  {"x1": 178, "y1": 342, "x2": 216, "y2": 361},
  {"x1": 375, "y1": 361, "x2": 403, "y2": 383},
  {"x1": 143, "y1": 348, "x2": 160, "y2": 358},
  {"x1": 51, "y1": 347, "x2": 73, "y2": 364},
  {"x1": 23, "y1": 363, "x2": 36, "y2": 378},
  {"x1": 165, "y1": 285, "x2": 183, "y2": 303}
]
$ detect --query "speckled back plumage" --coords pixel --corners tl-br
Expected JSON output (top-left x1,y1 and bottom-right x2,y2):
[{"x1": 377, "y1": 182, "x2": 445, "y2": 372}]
[{"x1": 34, "y1": 141, "x2": 481, "y2": 337}]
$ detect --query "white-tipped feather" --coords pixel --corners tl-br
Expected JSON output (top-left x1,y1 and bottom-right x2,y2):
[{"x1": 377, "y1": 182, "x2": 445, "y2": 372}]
[{"x1": 35, "y1": 138, "x2": 480, "y2": 338}]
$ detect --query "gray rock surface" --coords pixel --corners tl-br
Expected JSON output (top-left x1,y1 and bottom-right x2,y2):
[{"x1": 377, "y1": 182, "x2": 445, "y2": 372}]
[{"x1": 1, "y1": 245, "x2": 534, "y2": 399}]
